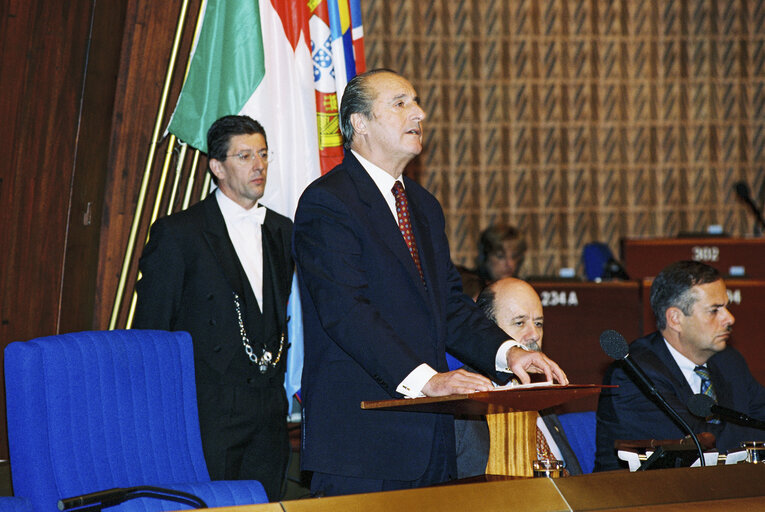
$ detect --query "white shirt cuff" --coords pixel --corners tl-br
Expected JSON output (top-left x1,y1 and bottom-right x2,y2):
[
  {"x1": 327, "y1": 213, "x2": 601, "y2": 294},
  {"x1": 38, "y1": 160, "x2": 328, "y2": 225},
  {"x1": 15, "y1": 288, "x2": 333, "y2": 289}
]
[
  {"x1": 396, "y1": 363, "x2": 438, "y2": 398},
  {"x1": 496, "y1": 339, "x2": 528, "y2": 372},
  {"x1": 396, "y1": 341, "x2": 526, "y2": 398}
]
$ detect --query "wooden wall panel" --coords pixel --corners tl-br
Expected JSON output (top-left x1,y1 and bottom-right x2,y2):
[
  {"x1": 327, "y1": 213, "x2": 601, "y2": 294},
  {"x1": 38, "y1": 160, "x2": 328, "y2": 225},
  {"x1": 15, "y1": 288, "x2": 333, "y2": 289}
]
[
  {"x1": 361, "y1": 0, "x2": 765, "y2": 278},
  {"x1": 92, "y1": 0, "x2": 202, "y2": 330},
  {"x1": 1, "y1": 1, "x2": 92, "y2": 344},
  {"x1": 59, "y1": 2, "x2": 129, "y2": 335},
  {"x1": 0, "y1": 0, "x2": 129, "y2": 459}
]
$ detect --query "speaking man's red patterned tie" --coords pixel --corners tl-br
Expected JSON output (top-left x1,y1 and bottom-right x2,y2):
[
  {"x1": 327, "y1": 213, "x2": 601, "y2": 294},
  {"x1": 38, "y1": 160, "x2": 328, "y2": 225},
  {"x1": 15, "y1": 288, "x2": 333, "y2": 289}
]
[{"x1": 392, "y1": 181, "x2": 424, "y2": 282}]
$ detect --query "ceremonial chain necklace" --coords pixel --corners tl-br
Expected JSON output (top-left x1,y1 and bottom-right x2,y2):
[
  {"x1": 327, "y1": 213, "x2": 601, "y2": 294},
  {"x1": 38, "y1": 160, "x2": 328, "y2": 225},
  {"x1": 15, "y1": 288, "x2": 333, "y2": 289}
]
[{"x1": 233, "y1": 292, "x2": 284, "y2": 374}]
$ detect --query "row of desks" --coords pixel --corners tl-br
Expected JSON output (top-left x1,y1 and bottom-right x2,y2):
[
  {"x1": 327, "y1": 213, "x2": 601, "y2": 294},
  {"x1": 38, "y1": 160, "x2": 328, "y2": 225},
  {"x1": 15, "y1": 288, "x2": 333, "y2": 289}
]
[{"x1": 531, "y1": 278, "x2": 765, "y2": 412}]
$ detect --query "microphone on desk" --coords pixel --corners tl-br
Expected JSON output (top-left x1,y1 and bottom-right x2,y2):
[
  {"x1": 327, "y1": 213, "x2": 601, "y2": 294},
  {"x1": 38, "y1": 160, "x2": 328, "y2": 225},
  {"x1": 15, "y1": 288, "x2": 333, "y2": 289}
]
[
  {"x1": 599, "y1": 329, "x2": 706, "y2": 467},
  {"x1": 734, "y1": 180, "x2": 765, "y2": 234},
  {"x1": 58, "y1": 486, "x2": 207, "y2": 511},
  {"x1": 687, "y1": 393, "x2": 765, "y2": 430},
  {"x1": 59, "y1": 487, "x2": 134, "y2": 510}
]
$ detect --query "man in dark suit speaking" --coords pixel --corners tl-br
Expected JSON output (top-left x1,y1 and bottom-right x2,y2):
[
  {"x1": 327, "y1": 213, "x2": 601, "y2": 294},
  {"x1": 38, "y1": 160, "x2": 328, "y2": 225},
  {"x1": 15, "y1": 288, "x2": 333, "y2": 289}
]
[
  {"x1": 134, "y1": 116, "x2": 293, "y2": 500},
  {"x1": 293, "y1": 69, "x2": 568, "y2": 496},
  {"x1": 595, "y1": 261, "x2": 765, "y2": 471}
]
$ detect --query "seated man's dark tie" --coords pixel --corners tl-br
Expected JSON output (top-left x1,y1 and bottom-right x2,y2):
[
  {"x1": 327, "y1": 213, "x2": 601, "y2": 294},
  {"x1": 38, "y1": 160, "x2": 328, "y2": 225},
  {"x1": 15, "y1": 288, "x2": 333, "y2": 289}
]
[{"x1": 694, "y1": 365, "x2": 720, "y2": 424}]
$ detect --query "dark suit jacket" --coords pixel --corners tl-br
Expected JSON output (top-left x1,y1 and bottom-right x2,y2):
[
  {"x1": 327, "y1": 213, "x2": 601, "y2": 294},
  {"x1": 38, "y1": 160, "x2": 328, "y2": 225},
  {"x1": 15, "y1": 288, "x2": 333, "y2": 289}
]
[
  {"x1": 133, "y1": 193, "x2": 293, "y2": 468},
  {"x1": 541, "y1": 410, "x2": 584, "y2": 475},
  {"x1": 293, "y1": 153, "x2": 511, "y2": 481},
  {"x1": 595, "y1": 331, "x2": 765, "y2": 471}
]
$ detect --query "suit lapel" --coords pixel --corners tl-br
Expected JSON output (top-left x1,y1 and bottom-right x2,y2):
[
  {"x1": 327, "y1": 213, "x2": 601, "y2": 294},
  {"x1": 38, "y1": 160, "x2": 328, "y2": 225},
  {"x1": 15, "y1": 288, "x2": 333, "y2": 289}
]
[
  {"x1": 404, "y1": 178, "x2": 448, "y2": 329},
  {"x1": 201, "y1": 194, "x2": 247, "y2": 298},
  {"x1": 201, "y1": 193, "x2": 262, "y2": 327},
  {"x1": 345, "y1": 156, "x2": 429, "y2": 301},
  {"x1": 261, "y1": 211, "x2": 287, "y2": 330},
  {"x1": 540, "y1": 410, "x2": 584, "y2": 476},
  {"x1": 651, "y1": 333, "x2": 695, "y2": 399},
  {"x1": 404, "y1": 178, "x2": 439, "y2": 289}
]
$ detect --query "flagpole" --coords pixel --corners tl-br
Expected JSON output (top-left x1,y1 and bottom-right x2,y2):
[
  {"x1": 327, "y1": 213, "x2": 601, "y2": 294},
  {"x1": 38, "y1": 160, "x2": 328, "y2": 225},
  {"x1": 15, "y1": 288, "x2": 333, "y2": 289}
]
[
  {"x1": 160, "y1": 0, "x2": 209, "y2": 218},
  {"x1": 166, "y1": 143, "x2": 189, "y2": 215},
  {"x1": 123, "y1": 135, "x2": 180, "y2": 329},
  {"x1": 123, "y1": 1, "x2": 210, "y2": 329},
  {"x1": 109, "y1": 0, "x2": 193, "y2": 330},
  {"x1": 182, "y1": 149, "x2": 202, "y2": 209}
]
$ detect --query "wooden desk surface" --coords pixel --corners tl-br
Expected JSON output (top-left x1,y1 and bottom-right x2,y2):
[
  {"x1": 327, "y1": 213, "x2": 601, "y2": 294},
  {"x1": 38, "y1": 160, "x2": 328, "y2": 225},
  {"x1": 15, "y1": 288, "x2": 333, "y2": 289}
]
[{"x1": 201, "y1": 464, "x2": 765, "y2": 511}]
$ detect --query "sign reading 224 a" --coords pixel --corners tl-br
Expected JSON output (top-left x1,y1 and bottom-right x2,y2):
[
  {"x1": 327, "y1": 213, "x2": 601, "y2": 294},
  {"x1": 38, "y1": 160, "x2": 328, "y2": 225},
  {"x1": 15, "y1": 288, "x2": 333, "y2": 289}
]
[{"x1": 540, "y1": 290, "x2": 579, "y2": 307}]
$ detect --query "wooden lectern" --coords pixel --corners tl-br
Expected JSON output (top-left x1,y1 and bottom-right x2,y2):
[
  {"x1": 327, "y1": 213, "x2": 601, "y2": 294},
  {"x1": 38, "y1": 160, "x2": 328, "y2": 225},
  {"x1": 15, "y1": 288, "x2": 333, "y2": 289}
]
[{"x1": 361, "y1": 384, "x2": 608, "y2": 477}]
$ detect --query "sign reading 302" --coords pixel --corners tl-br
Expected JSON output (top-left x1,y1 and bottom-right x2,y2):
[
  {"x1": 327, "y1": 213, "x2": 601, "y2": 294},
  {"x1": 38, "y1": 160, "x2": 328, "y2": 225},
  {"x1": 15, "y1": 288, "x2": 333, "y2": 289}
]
[{"x1": 691, "y1": 245, "x2": 720, "y2": 262}]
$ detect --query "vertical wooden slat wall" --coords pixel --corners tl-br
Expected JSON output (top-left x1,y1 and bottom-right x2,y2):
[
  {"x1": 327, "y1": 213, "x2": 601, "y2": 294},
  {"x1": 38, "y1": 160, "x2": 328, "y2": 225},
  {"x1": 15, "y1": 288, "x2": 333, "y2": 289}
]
[{"x1": 362, "y1": 0, "x2": 764, "y2": 276}]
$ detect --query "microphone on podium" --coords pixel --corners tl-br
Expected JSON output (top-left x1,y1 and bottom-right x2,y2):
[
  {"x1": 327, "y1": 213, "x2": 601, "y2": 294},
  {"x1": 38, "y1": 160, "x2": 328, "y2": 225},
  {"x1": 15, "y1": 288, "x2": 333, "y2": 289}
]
[
  {"x1": 599, "y1": 329, "x2": 706, "y2": 467},
  {"x1": 687, "y1": 393, "x2": 765, "y2": 430},
  {"x1": 733, "y1": 180, "x2": 765, "y2": 234}
]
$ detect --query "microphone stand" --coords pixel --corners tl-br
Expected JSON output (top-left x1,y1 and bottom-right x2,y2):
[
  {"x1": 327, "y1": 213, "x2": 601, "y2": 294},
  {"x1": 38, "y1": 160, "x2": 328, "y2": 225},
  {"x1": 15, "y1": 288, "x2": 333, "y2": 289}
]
[
  {"x1": 620, "y1": 355, "x2": 707, "y2": 468},
  {"x1": 599, "y1": 329, "x2": 706, "y2": 468}
]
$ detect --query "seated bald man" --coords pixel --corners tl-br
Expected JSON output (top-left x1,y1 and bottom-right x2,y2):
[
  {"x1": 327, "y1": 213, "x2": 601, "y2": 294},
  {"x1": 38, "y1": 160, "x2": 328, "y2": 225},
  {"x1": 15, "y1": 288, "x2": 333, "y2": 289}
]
[{"x1": 453, "y1": 278, "x2": 583, "y2": 477}]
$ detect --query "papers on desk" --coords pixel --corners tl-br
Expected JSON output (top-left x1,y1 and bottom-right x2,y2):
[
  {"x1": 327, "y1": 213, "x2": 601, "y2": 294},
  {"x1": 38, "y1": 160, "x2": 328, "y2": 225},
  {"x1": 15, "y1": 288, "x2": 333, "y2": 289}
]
[
  {"x1": 724, "y1": 449, "x2": 748, "y2": 464},
  {"x1": 617, "y1": 448, "x2": 748, "y2": 471},
  {"x1": 492, "y1": 380, "x2": 561, "y2": 391}
]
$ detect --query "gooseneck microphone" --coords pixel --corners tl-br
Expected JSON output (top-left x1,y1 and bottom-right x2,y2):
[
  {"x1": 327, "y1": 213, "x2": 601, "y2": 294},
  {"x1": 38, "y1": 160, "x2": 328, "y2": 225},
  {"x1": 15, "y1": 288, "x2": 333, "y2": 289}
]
[
  {"x1": 687, "y1": 393, "x2": 765, "y2": 430},
  {"x1": 58, "y1": 486, "x2": 207, "y2": 511},
  {"x1": 734, "y1": 180, "x2": 765, "y2": 233},
  {"x1": 58, "y1": 488, "x2": 131, "y2": 510},
  {"x1": 599, "y1": 329, "x2": 706, "y2": 467}
]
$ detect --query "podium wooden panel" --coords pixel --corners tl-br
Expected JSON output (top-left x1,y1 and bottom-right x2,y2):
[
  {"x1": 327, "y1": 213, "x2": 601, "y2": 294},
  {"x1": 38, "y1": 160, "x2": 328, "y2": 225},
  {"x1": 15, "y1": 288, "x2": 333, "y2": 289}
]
[
  {"x1": 204, "y1": 464, "x2": 765, "y2": 511},
  {"x1": 641, "y1": 278, "x2": 765, "y2": 386},
  {"x1": 622, "y1": 236, "x2": 765, "y2": 280},
  {"x1": 485, "y1": 411, "x2": 537, "y2": 476},
  {"x1": 528, "y1": 281, "x2": 643, "y2": 412},
  {"x1": 362, "y1": 386, "x2": 608, "y2": 477}
]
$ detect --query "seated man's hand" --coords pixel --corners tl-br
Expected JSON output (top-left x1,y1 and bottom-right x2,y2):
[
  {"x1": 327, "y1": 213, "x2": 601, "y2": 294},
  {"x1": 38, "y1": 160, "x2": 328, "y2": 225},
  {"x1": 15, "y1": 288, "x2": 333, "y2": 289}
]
[
  {"x1": 422, "y1": 368, "x2": 494, "y2": 397},
  {"x1": 506, "y1": 347, "x2": 569, "y2": 385}
]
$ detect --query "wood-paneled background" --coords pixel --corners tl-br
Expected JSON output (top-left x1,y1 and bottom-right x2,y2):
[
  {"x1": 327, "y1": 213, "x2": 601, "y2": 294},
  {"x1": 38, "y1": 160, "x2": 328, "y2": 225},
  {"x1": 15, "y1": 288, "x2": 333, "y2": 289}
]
[
  {"x1": 2, "y1": 0, "x2": 764, "y2": 458},
  {"x1": 363, "y1": 0, "x2": 765, "y2": 274}
]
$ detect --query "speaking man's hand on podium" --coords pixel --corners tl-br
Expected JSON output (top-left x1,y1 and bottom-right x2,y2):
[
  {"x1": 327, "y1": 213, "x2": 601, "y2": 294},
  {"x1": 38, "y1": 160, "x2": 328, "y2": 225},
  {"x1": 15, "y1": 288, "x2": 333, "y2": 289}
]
[
  {"x1": 421, "y1": 348, "x2": 569, "y2": 397},
  {"x1": 422, "y1": 368, "x2": 495, "y2": 396}
]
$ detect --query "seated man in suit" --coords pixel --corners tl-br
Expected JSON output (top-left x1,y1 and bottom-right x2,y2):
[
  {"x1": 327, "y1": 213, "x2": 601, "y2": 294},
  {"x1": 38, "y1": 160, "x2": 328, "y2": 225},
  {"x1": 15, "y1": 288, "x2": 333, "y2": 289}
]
[
  {"x1": 595, "y1": 260, "x2": 765, "y2": 471},
  {"x1": 454, "y1": 278, "x2": 583, "y2": 477}
]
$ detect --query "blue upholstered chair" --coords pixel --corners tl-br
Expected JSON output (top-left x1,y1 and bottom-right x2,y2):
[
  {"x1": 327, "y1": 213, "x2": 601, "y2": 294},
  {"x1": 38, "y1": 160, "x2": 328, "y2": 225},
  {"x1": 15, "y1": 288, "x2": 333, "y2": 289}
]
[
  {"x1": 0, "y1": 497, "x2": 33, "y2": 512},
  {"x1": 5, "y1": 330, "x2": 268, "y2": 511},
  {"x1": 558, "y1": 411, "x2": 597, "y2": 474}
]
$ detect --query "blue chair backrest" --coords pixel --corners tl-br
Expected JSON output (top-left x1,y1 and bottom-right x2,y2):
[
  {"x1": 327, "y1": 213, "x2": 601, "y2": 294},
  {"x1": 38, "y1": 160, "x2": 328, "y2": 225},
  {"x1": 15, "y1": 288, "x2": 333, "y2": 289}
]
[
  {"x1": 0, "y1": 497, "x2": 33, "y2": 512},
  {"x1": 445, "y1": 353, "x2": 463, "y2": 371},
  {"x1": 558, "y1": 411, "x2": 597, "y2": 474},
  {"x1": 5, "y1": 330, "x2": 211, "y2": 511},
  {"x1": 581, "y1": 242, "x2": 613, "y2": 281}
]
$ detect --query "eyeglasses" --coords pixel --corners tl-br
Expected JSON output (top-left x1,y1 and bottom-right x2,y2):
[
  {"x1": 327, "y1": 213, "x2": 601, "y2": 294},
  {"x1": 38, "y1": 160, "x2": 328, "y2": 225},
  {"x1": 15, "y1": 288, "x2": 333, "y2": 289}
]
[{"x1": 225, "y1": 149, "x2": 274, "y2": 164}]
